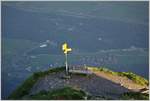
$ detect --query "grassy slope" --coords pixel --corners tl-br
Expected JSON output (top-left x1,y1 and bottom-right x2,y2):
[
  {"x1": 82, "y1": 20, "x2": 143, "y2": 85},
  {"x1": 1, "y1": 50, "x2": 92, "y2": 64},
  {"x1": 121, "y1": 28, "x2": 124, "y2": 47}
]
[
  {"x1": 8, "y1": 67, "x2": 65, "y2": 99},
  {"x1": 87, "y1": 66, "x2": 149, "y2": 86}
]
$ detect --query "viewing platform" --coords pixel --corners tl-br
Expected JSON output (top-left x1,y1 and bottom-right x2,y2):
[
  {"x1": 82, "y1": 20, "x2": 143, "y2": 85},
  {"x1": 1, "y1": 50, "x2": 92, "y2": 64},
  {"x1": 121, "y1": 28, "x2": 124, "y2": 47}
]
[{"x1": 69, "y1": 66, "x2": 93, "y2": 75}]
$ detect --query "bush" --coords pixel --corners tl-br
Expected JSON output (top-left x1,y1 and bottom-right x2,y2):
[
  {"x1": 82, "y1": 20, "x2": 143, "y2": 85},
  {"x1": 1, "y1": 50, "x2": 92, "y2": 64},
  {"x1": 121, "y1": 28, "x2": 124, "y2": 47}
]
[
  {"x1": 29, "y1": 87, "x2": 87, "y2": 100},
  {"x1": 121, "y1": 92, "x2": 149, "y2": 100}
]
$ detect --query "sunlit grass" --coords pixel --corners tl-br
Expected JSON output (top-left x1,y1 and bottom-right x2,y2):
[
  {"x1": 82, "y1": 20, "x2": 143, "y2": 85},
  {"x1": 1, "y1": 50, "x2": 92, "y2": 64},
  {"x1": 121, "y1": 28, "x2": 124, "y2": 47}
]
[{"x1": 87, "y1": 66, "x2": 149, "y2": 86}]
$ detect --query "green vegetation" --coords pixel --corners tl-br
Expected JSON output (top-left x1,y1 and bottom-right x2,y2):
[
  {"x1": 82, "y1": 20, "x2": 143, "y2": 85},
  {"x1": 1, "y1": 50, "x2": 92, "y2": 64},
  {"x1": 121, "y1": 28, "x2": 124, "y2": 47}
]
[
  {"x1": 121, "y1": 92, "x2": 149, "y2": 100},
  {"x1": 116, "y1": 72, "x2": 149, "y2": 86},
  {"x1": 87, "y1": 67, "x2": 149, "y2": 86},
  {"x1": 8, "y1": 67, "x2": 65, "y2": 99},
  {"x1": 28, "y1": 87, "x2": 87, "y2": 100}
]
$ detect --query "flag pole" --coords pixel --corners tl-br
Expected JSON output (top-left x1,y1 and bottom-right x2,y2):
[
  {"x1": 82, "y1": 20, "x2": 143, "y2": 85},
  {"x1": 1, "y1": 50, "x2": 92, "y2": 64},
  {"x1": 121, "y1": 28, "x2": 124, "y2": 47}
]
[
  {"x1": 65, "y1": 53, "x2": 68, "y2": 75},
  {"x1": 62, "y1": 42, "x2": 71, "y2": 77}
]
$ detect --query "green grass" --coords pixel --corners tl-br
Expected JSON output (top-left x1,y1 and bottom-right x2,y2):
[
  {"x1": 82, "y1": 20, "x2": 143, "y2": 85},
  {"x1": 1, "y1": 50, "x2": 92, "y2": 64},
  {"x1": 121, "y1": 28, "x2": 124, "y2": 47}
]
[
  {"x1": 116, "y1": 72, "x2": 149, "y2": 86},
  {"x1": 28, "y1": 87, "x2": 87, "y2": 100},
  {"x1": 8, "y1": 67, "x2": 65, "y2": 99},
  {"x1": 121, "y1": 92, "x2": 149, "y2": 100},
  {"x1": 87, "y1": 67, "x2": 149, "y2": 86}
]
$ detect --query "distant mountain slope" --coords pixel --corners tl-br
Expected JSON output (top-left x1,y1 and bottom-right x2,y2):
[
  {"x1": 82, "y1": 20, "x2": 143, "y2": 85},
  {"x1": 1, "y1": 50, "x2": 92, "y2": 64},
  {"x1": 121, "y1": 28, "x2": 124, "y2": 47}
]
[{"x1": 2, "y1": 4, "x2": 148, "y2": 53}]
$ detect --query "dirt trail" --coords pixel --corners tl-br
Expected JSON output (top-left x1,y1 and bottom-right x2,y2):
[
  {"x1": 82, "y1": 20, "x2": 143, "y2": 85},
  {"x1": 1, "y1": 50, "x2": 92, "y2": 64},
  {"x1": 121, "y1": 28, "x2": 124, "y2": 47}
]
[{"x1": 93, "y1": 71, "x2": 147, "y2": 92}]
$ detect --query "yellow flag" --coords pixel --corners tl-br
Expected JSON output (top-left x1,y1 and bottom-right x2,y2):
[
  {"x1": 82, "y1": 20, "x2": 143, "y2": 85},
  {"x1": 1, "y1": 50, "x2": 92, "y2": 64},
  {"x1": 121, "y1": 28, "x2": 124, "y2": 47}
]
[
  {"x1": 67, "y1": 48, "x2": 72, "y2": 52},
  {"x1": 62, "y1": 43, "x2": 67, "y2": 51},
  {"x1": 62, "y1": 43, "x2": 72, "y2": 54}
]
